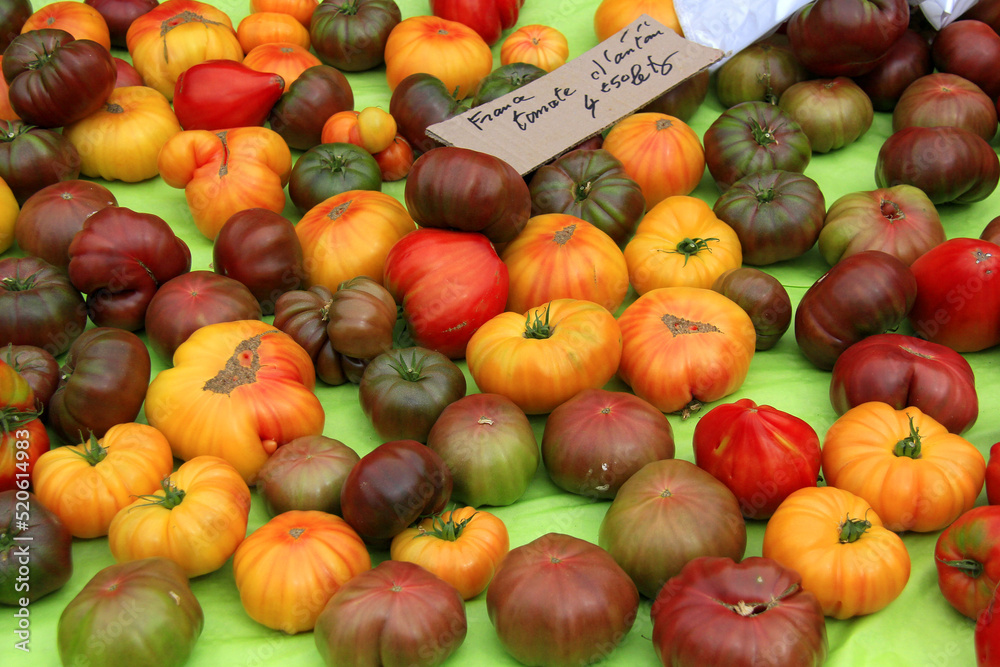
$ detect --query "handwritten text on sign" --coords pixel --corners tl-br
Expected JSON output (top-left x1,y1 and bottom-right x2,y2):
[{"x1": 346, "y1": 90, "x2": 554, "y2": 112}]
[{"x1": 426, "y1": 16, "x2": 724, "y2": 175}]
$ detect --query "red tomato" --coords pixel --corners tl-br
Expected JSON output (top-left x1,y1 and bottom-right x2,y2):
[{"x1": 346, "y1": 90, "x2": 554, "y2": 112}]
[
  {"x1": 429, "y1": 0, "x2": 522, "y2": 45},
  {"x1": 978, "y1": 584, "x2": 1000, "y2": 667},
  {"x1": 935, "y1": 505, "x2": 1000, "y2": 620},
  {"x1": 988, "y1": 443, "x2": 1000, "y2": 505}
]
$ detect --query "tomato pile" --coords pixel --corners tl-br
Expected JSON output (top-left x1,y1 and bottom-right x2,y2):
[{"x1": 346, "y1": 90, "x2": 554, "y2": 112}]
[{"x1": 2, "y1": 0, "x2": 1000, "y2": 665}]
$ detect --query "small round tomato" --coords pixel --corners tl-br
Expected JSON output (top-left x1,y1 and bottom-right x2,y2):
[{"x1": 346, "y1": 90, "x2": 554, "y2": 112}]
[
  {"x1": 288, "y1": 142, "x2": 383, "y2": 213},
  {"x1": 936, "y1": 505, "x2": 1000, "y2": 620}
]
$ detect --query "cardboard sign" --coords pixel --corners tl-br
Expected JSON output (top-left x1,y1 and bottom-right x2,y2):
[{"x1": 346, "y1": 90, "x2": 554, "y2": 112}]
[{"x1": 425, "y1": 15, "x2": 725, "y2": 175}]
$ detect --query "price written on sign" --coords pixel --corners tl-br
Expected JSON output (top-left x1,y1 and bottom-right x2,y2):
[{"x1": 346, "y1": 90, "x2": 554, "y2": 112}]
[{"x1": 426, "y1": 15, "x2": 723, "y2": 175}]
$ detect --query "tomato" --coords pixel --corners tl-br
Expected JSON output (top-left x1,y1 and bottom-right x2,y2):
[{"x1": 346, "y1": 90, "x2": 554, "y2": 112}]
[
  {"x1": 470, "y1": 61, "x2": 546, "y2": 107},
  {"x1": 0, "y1": 120, "x2": 82, "y2": 205},
  {"x1": 31, "y1": 423, "x2": 174, "y2": 539},
  {"x1": 359, "y1": 346, "x2": 467, "y2": 443},
  {"x1": 694, "y1": 399, "x2": 821, "y2": 520},
  {"x1": 355, "y1": 106, "x2": 396, "y2": 153},
  {"x1": 527, "y1": 147, "x2": 645, "y2": 246},
  {"x1": 288, "y1": 142, "x2": 383, "y2": 213},
  {"x1": 932, "y1": 20, "x2": 1000, "y2": 100},
  {"x1": 777, "y1": 77, "x2": 874, "y2": 153},
  {"x1": 63, "y1": 85, "x2": 184, "y2": 184},
  {"x1": 314, "y1": 560, "x2": 468, "y2": 667},
  {"x1": 2, "y1": 28, "x2": 116, "y2": 129},
  {"x1": 340, "y1": 439, "x2": 453, "y2": 548},
  {"x1": 13, "y1": 180, "x2": 116, "y2": 269},
  {"x1": 390, "y1": 506, "x2": 509, "y2": 599},
  {"x1": 272, "y1": 285, "x2": 349, "y2": 386},
  {"x1": 794, "y1": 250, "x2": 917, "y2": 370},
  {"x1": 0, "y1": 174, "x2": 15, "y2": 255},
  {"x1": 893, "y1": 72, "x2": 998, "y2": 141},
  {"x1": 372, "y1": 133, "x2": 414, "y2": 181},
  {"x1": 108, "y1": 456, "x2": 252, "y2": 578},
  {"x1": 21, "y1": 1, "x2": 112, "y2": 48},
  {"x1": 404, "y1": 146, "x2": 531, "y2": 245},
  {"x1": 242, "y1": 42, "x2": 320, "y2": 93},
  {"x1": 384, "y1": 15, "x2": 492, "y2": 100},
  {"x1": 487, "y1": 532, "x2": 640, "y2": 665},
  {"x1": 978, "y1": 585, "x2": 1000, "y2": 667},
  {"x1": 715, "y1": 37, "x2": 809, "y2": 108},
  {"x1": 254, "y1": 435, "x2": 360, "y2": 516},
  {"x1": 233, "y1": 510, "x2": 371, "y2": 634},
  {"x1": 853, "y1": 29, "x2": 932, "y2": 112},
  {"x1": 0, "y1": 0, "x2": 31, "y2": 52},
  {"x1": 173, "y1": 59, "x2": 286, "y2": 131},
  {"x1": 703, "y1": 101, "x2": 811, "y2": 190},
  {"x1": 57, "y1": 558, "x2": 203, "y2": 666},
  {"x1": 85, "y1": 0, "x2": 160, "y2": 48},
  {"x1": 425, "y1": 393, "x2": 539, "y2": 507},
  {"x1": 384, "y1": 228, "x2": 508, "y2": 360},
  {"x1": 388, "y1": 72, "x2": 466, "y2": 154},
  {"x1": 650, "y1": 556, "x2": 828, "y2": 667},
  {"x1": 250, "y1": 0, "x2": 318, "y2": 28},
  {"x1": 713, "y1": 169, "x2": 824, "y2": 266},
  {"x1": 762, "y1": 486, "x2": 910, "y2": 619},
  {"x1": 431, "y1": 0, "x2": 521, "y2": 45},
  {"x1": 0, "y1": 490, "x2": 71, "y2": 605},
  {"x1": 593, "y1": 0, "x2": 682, "y2": 40},
  {"x1": 0, "y1": 405, "x2": 43, "y2": 493},
  {"x1": 268, "y1": 64, "x2": 355, "y2": 151},
  {"x1": 309, "y1": 0, "x2": 402, "y2": 72},
  {"x1": 326, "y1": 275, "x2": 397, "y2": 360},
  {"x1": 542, "y1": 388, "x2": 675, "y2": 499},
  {"x1": 936, "y1": 506, "x2": 1000, "y2": 619},
  {"x1": 0, "y1": 344, "x2": 59, "y2": 413},
  {"x1": 144, "y1": 320, "x2": 325, "y2": 484},
  {"x1": 501, "y1": 213, "x2": 630, "y2": 314},
  {"x1": 988, "y1": 443, "x2": 1000, "y2": 506},
  {"x1": 908, "y1": 237, "x2": 1000, "y2": 352},
  {"x1": 67, "y1": 206, "x2": 192, "y2": 330},
  {"x1": 617, "y1": 286, "x2": 756, "y2": 415},
  {"x1": 830, "y1": 333, "x2": 979, "y2": 434},
  {"x1": 500, "y1": 24, "x2": 568, "y2": 72},
  {"x1": 0, "y1": 257, "x2": 88, "y2": 357},
  {"x1": 237, "y1": 11, "x2": 312, "y2": 52},
  {"x1": 212, "y1": 208, "x2": 305, "y2": 316},
  {"x1": 466, "y1": 298, "x2": 622, "y2": 415},
  {"x1": 710, "y1": 267, "x2": 792, "y2": 351}
]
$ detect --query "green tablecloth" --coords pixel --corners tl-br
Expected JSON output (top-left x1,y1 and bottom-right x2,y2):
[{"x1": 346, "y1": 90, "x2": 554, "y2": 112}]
[{"x1": 4, "y1": 1, "x2": 998, "y2": 665}]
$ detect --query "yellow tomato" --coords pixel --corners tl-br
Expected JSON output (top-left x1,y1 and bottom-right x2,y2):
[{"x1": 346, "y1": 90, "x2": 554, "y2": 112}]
[
  {"x1": 500, "y1": 24, "x2": 569, "y2": 72},
  {"x1": 0, "y1": 176, "x2": 18, "y2": 254},
  {"x1": 356, "y1": 107, "x2": 397, "y2": 154},
  {"x1": 384, "y1": 15, "x2": 492, "y2": 100}
]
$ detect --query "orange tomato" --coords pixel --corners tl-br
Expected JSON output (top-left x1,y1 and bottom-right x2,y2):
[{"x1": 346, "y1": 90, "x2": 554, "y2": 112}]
[
  {"x1": 22, "y1": 1, "x2": 112, "y2": 50},
  {"x1": 373, "y1": 134, "x2": 415, "y2": 181},
  {"x1": 762, "y1": 485, "x2": 911, "y2": 619},
  {"x1": 356, "y1": 106, "x2": 397, "y2": 154},
  {"x1": 233, "y1": 510, "x2": 371, "y2": 634},
  {"x1": 237, "y1": 11, "x2": 312, "y2": 52},
  {"x1": 821, "y1": 402, "x2": 986, "y2": 533},
  {"x1": 390, "y1": 507, "x2": 510, "y2": 600},
  {"x1": 31, "y1": 423, "x2": 175, "y2": 539},
  {"x1": 250, "y1": 0, "x2": 319, "y2": 28},
  {"x1": 500, "y1": 24, "x2": 569, "y2": 72},
  {"x1": 295, "y1": 189, "x2": 416, "y2": 292},
  {"x1": 242, "y1": 41, "x2": 322, "y2": 93},
  {"x1": 0, "y1": 57, "x2": 18, "y2": 122},
  {"x1": 602, "y1": 112, "x2": 706, "y2": 209},
  {"x1": 0, "y1": 176, "x2": 17, "y2": 254},
  {"x1": 617, "y1": 286, "x2": 756, "y2": 414},
  {"x1": 501, "y1": 213, "x2": 629, "y2": 314},
  {"x1": 320, "y1": 110, "x2": 362, "y2": 146},
  {"x1": 384, "y1": 15, "x2": 493, "y2": 100},
  {"x1": 593, "y1": 0, "x2": 683, "y2": 41},
  {"x1": 623, "y1": 195, "x2": 742, "y2": 294}
]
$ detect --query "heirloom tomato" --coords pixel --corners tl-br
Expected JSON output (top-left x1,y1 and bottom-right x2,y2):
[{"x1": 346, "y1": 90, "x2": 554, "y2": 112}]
[
  {"x1": 251, "y1": 0, "x2": 318, "y2": 27},
  {"x1": 431, "y1": 0, "x2": 521, "y2": 46},
  {"x1": 990, "y1": 443, "x2": 1000, "y2": 505},
  {"x1": 172, "y1": 59, "x2": 285, "y2": 131},
  {"x1": 390, "y1": 506, "x2": 509, "y2": 600},
  {"x1": 272, "y1": 285, "x2": 348, "y2": 386},
  {"x1": 893, "y1": 72, "x2": 998, "y2": 141},
  {"x1": 384, "y1": 15, "x2": 492, "y2": 100},
  {"x1": 237, "y1": 11, "x2": 311, "y2": 52},
  {"x1": 309, "y1": 0, "x2": 402, "y2": 72},
  {"x1": 372, "y1": 133, "x2": 414, "y2": 181},
  {"x1": 487, "y1": 532, "x2": 640, "y2": 666},
  {"x1": 268, "y1": 64, "x2": 355, "y2": 151},
  {"x1": 501, "y1": 213, "x2": 629, "y2": 314},
  {"x1": 650, "y1": 556, "x2": 828, "y2": 667},
  {"x1": 932, "y1": 20, "x2": 1000, "y2": 100},
  {"x1": 384, "y1": 228, "x2": 508, "y2": 360},
  {"x1": 0, "y1": 355, "x2": 32, "y2": 410},
  {"x1": 32, "y1": 423, "x2": 174, "y2": 539},
  {"x1": 325, "y1": 275, "x2": 397, "y2": 360},
  {"x1": 48, "y1": 327, "x2": 151, "y2": 444},
  {"x1": 85, "y1": 0, "x2": 160, "y2": 47},
  {"x1": 830, "y1": 333, "x2": 978, "y2": 434},
  {"x1": 359, "y1": 346, "x2": 467, "y2": 443},
  {"x1": 500, "y1": 24, "x2": 568, "y2": 72},
  {"x1": 710, "y1": 267, "x2": 792, "y2": 351},
  {"x1": 242, "y1": 41, "x2": 321, "y2": 93},
  {"x1": 1, "y1": 345, "x2": 59, "y2": 412},
  {"x1": 979, "y1": 587, "x2": 1000, "y2": 667},
  {"x1": 57, "y1": 558, "x2": 203, "y2": 667},
  {"x1": 777, "y1": 77, "x2": 874, "y2": 153},
  {"x1": 297, "y1": 189, "x2": 415, "y2": 293},
  {"x1": 641, "y1": 70, "x2": 710, "y2": 122},
  {"x1": 466, "y1": 299, "x2": 622, "y2": 415},
  {"x1": 0, "y1": 410, "x2": 47, "y2": 494},
  {"x1": 339, "y1": 439, "x2": 453, "y2": 548},
  {"x1": 425, "y1": 393, "x2": 539, "y2": 507},
  {"x1": 853, "y1": 29, "x2": 932, "y2": 112},
  {"x1": 694, "y1": 399, "x2": 821, "y2": 520},
  {"x1": 470, "y1": 61, "x2": 546, "y2": 107},
  {"x1": 0, "y1": 120, "x2": 81, "y2": 205},
  {"x1": 314, "y1": 560, "x2": 467, "y2": 667},
  {"x1": 255, "y1": 435, "x2": 359, "y2": 516},
  {"x1": 593, "y1": 0, "x2": 682, "y2": 40},
  {"x1": 21, "y1": 1, "x2": 112, "y2": 48},
  {"x1": 0, "y1": 175, "x2": 13, "y2": 255},
  {"x1": 0, "y1": 490, "x2": 71, "y2": 605},
  {"x1": 108, "y1": 456, "x2": 252, "y2": 578},
  {"x1": 542, "y1": 388, "x2": 675, "y2": 499},
  {"x1": 233, "y1": 510, "x2": 371, "y2": 634},
  {"x1": 289, "y1": 142, "x2": 383, "y2": 213},
  {"x1": 937, "y1": 506, "x2": 1000, "y2": 621},
  {"x1": 599, "y1": 458, "x2": 747, "y2": 598},
  {"x1": 388, "y1": 72, "x2": 466, "y2": 154},
  {"x1": 624, "y1": 195, "x2": 742, "y2": 294},
  {"x1": 0, "y1": 256, "x2": 87, "y2": 357},
  {"x1": 144, "y1": 320, "x2": 324, "y2": 483},
  {"x1": 602, "y1": 112, "x2": 704, "y2": 209},
  {"x1": 715, "y1": 37, "x2": 808, "y2": 108},
  {"x1": 762, "y1": 486, "x2": 910, "y2": 619},
  {"x1": 617, "y1": 286, "x2": 756, "y2": 415},
  {"x1": 126, "y1": 0, "x2": 243, "y2": 100},
  {"x1": 0, "y1": 0, "x2": 31, "y2": 52}
]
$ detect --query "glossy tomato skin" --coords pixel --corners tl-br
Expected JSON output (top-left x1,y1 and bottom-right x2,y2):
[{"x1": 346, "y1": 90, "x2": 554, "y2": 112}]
[
  {"x1": 0, "y1": 415, "x2": 49, "y2": 493},
  {"x1": 0, "y1": 256, "x2": 88, "y2": 357},
  {"x1": 3, "y1": 29, "x2": 117, "y2": 128},
  {"x1": 85, "y1": 0, "x2": 160, "y2": 47},
  {"x1": 359, "y1": 347, "x2": 467, "y2": 443},
  {"x1": 487, "y1": 532, "x2": 640, "y2": 666},
  {"x1": 339, "y1": 439, "x2": 453, "y2": 548},
  {"x1": 830, "y1": 333, "x2": 978, "y2": 434},
  {"x1": 693, "y1": 399, "x2": 821, "y2": 520},
  {"x1": 383, "y1": 228, "x2": 508, "y2": 360},
  {"x1": 0, "y1": 0, "x2": 31, "y2": 52},
  {"x1": 0, "y1": 120, "x2": 82, "y2": 205},
  {"x1": 48, "y1": 327, "x2": 151, "y2": 444},
  {"x1": 288, "y1": 142, "x2": 383, "y2": 212},
  {"x1": 794, "y1": 250, "x2": 917, "y2": 370},
  {"x1": 853, "y1": 29, "x2": 933, "y2": 112},
  {"x1": 268, "y1": 65, "x2": 355, "y2": 151},
  {"x1": 389, "y1": 72, "x2": 466, "y2": 154},
  {"x1": 325, "y1": 276, "x2": 397, "y2": 360},
  {"x1": 988, "y1": 443, "x2": 1000, "y2": 505},
  {"x1": 255, "y1": 435, "x2": 360, "y2": 516},
  {"x1": 471, "y1": 61, "x2": 546, "y2": 107},
  {"x1": 1, "y1": 345, "x2": 60, "y2": 412},
  {"x1": 710, "y1": 267, "x2": 792, "y2": 351},
  {"x1": 650, "y1": 556, "x2": 828, "y2": 667},
  {"x1": 978, "y1": 586, "x2": 1000, "y2": 667},
  {"x1": 309, "y1": 0, "x2": 402, "y2": 72},
  {"x1": 0, "y1": 490, "x2": 72, "y2": 605},
  {"x1": 67, "y1": 206, "x2": 192, "y2": 330},
  {"x1": 715, "y1": 37, "x2": 808, "y2": 108},
  {"x1": 431, "y1": 0, "x2": 522, "y2": 45},
  {"x1": 272, "y1": 285, "x2": 348, "y2": 386},
  {"x1": 935, "y1": 506, "x2": 1000, "y2": 620},
  {"x1": 892, "y1": 72, "x2": 998, "y2": 141},
  {"x1": 173, "y1": 60, "x2": 285, "y2": 131},
  {"x1": 908, "y1": 237, "x2": 1000, "y2": 352},
  {"x1": 932, "y1": 20, "x2": 1000, "y2": 100}
]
